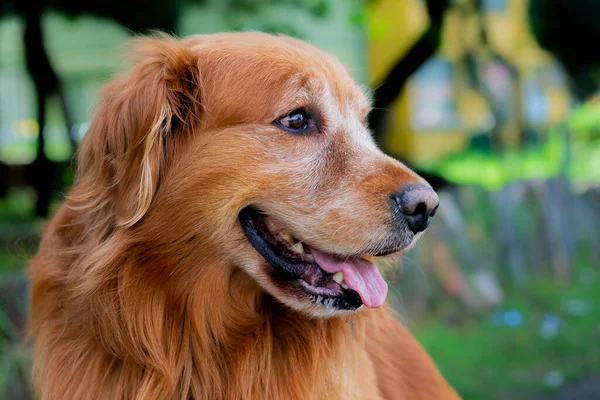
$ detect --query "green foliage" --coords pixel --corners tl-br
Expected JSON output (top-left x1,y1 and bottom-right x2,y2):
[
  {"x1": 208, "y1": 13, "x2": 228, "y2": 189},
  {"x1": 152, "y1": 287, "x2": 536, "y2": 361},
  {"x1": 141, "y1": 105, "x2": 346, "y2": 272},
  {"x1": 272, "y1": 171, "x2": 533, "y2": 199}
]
[
  {"x1": 0, "y1": 191, "x2": 38, "y2": 276},
  {"x1": 226, "y1": 0, "x2": 329, "y2": 15},
  {"x1": 3, "y1": 0, "x2": 334, "y2": 41},
  {"x1": 569, "y1": 99, "x2": 600, "y2": 141},
  {"x1": 0, "y1": 190, "x2": 35, "y2": 223},
  {"x1": 0, "y1": 305, "x2": 32, "y2": 399},
  {"x1": 416, "y1": 274, "x2": 600, "y2": 399},
  {"x1": 215, "y1": 0, "x2": 332, "y2": 39},
  {"x1": 421, "y1": 101, "x2": 600, "y2": 189}
]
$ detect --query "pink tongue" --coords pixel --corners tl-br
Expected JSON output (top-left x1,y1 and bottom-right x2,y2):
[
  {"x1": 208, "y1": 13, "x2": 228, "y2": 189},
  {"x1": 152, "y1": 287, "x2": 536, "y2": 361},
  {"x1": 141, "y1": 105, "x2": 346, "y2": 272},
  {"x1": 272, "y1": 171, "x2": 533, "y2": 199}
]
[{"x1": 310, "y1": 249, "x2": 388, "y2": 308}]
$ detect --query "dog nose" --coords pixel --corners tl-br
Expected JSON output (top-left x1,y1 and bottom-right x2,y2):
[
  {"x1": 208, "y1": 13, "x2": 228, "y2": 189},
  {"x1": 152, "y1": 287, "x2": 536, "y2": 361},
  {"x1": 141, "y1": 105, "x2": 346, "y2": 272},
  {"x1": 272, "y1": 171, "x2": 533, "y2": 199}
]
[{"x1": 393, "y1": 184, "x2": 439, "y2": 233}]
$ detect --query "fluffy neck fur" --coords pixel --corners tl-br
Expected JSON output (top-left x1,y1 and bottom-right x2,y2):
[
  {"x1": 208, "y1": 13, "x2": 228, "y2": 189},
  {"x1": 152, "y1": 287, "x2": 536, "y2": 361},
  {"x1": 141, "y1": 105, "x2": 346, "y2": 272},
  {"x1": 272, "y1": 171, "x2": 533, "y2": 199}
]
[{"x1": 29, "y1": 205, "x2": 380, "y2": 400}]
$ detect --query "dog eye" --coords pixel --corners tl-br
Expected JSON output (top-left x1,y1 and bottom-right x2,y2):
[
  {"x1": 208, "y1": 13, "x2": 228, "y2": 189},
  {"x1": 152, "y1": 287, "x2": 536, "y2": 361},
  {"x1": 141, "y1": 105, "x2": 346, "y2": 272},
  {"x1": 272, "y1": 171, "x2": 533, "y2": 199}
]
[{"x1": 277, "y1": 109, "x2": 311, "y2": 133}]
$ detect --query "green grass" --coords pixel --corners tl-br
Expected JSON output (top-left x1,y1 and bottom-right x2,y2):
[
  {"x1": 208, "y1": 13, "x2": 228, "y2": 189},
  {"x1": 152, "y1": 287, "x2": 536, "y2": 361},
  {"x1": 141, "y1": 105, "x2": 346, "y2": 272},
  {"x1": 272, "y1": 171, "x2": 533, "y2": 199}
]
[{"x1": 415, "y1": 275, "x2": 600, "y2": 399}]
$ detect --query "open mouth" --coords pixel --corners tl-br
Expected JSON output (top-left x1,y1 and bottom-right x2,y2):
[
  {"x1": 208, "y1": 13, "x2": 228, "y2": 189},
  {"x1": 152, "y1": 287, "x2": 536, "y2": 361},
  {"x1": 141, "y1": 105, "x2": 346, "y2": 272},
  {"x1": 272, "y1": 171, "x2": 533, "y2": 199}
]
[{"x1": 239, "y1": 206, "x2": 388, "y2": 311}]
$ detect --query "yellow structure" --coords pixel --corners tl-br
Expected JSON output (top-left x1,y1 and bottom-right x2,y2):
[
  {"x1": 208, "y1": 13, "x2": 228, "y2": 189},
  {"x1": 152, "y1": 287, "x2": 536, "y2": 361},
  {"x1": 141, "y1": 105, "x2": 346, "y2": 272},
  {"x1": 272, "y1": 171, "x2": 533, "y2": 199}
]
[{"x1": 367, "y1": 0, "x2": 571, "y2": 165}]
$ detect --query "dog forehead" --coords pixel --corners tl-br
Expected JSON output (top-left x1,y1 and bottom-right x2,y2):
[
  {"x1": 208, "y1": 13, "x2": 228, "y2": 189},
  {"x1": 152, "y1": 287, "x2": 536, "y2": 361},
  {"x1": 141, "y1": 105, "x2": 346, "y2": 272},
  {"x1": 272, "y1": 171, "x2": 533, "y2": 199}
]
[{"x1": 185, "y1": 32, "x2": 369, "y2": 110}]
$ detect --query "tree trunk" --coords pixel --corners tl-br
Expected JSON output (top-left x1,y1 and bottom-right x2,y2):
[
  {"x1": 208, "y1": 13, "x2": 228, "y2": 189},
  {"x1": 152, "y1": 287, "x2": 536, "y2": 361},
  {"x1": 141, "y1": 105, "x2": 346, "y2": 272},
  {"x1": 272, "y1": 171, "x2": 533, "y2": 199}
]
[
  {"x1": 23, "y1": 4, "x2": 61, "y2": 217},
  {"x1": 368, "y1": 0, "x2": 451, "y2": 143}
]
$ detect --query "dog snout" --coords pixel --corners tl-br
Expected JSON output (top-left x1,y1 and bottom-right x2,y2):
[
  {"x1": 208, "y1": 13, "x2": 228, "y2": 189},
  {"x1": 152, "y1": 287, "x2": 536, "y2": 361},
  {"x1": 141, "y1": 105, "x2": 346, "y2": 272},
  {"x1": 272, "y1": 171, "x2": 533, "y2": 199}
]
[{"x1": 392, "y1": 184, "x2": 439, "y2": 233}]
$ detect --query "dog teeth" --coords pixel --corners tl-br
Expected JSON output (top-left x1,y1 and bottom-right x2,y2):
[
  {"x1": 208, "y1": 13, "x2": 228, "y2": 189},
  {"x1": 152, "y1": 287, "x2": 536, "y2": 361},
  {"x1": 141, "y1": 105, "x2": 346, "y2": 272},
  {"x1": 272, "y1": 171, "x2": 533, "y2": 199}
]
[
  {"x1": 293, "y1": 242, "x2": 304, "y2": 253},
  {"x1": 333, "y1": 272, "x2": 349, "y2": 289},
  {"x1": 305, "y1": 253, "x2": 314, "y2": 262},
  {"x1": 282, "y1": 232, "x2": 294, "y2": 243},
  {"x1": 332, "y1": 271, "x2": 344, "y2": 285}
]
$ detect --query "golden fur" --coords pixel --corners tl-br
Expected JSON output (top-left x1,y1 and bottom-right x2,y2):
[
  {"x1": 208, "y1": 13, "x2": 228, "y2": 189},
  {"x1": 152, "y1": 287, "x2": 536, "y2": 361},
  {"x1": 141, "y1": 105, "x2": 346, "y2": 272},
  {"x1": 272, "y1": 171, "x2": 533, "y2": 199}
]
[{"x1": 28, "y1": 32, "x2": 461, "y2": 399}]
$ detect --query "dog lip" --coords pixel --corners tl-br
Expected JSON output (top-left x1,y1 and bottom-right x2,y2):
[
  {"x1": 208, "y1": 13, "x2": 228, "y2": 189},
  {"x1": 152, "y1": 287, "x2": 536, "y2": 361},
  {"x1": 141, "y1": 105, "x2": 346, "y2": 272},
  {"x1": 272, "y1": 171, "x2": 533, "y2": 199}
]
[
  {"x1": 372, "y1": 247, "x2": 403, "y2": 257},
  {"x1": 238, "y1": 206, "x2": 363, "y2": 310},
  {"x1": 238, "y1": 206, "x2": 306, "y2": 278}
]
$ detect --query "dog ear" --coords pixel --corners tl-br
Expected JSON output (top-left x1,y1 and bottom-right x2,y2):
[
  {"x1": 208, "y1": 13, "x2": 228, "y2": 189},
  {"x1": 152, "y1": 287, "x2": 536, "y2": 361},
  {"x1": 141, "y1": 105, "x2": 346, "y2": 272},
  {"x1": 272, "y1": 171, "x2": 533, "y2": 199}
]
[{"x1": 76, "y1": 34, "x2": 201, "y2": 227}]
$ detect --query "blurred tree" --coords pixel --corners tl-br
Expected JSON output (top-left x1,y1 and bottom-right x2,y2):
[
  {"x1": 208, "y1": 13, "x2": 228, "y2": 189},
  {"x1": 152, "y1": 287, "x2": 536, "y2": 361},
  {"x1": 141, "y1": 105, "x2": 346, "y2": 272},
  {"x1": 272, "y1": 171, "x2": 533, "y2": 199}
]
[
  {"x1": 0, "y1": 0, "x2": 327, "y2": 216},
  {"x1": 461, "y1": 0, "x2": 521, "y2": 150},
  {"x1": 527, "y1": 0, "x2": 600, "y2": 282},
  {"x1": 366, "y1": 0, "x2": 453, "y2": 190},
  {"x1": 367, "y1": 0, "x2": 451, "y2": 143},
  {"x1": 529, "y1": 0, "x2": 600, "y2": 102},
  {"x1": 1, "y1": 0, "x2": 182, "y2": 216},
  {"x1": 224, "y1": 0, "x2": 330, "y2": 37}
]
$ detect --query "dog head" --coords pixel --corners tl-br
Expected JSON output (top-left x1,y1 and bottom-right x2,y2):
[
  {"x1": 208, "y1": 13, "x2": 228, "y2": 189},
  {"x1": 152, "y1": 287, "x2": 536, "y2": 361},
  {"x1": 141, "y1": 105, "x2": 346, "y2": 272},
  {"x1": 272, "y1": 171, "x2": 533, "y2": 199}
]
[{"x1": 76, "y1": 32, "x2": 438, "y2": 318}]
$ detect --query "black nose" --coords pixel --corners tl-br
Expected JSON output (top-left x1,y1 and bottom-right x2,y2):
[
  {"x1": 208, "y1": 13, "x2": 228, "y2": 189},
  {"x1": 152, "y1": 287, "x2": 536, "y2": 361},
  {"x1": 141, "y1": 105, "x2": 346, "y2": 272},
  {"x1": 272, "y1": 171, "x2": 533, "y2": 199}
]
[{"x1": 392, "y1": 184, "x2": 439, "y2": 233}]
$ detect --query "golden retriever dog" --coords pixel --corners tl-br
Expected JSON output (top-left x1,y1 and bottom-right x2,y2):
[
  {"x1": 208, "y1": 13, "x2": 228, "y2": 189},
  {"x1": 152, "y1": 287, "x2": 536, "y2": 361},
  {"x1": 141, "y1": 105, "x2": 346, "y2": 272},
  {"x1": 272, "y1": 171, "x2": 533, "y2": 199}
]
[{"x1": 28, "y1": 32, "x2": 461, "y2": 399}]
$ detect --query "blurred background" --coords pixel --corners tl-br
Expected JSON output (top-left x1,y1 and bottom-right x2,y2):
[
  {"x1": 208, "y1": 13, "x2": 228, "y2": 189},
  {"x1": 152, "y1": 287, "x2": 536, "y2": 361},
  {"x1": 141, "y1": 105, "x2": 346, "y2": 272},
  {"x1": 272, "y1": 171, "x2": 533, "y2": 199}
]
[{"x1": 0, "y1": 0, "x2": 599, "y2": 398}]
